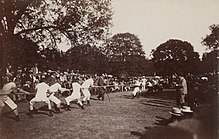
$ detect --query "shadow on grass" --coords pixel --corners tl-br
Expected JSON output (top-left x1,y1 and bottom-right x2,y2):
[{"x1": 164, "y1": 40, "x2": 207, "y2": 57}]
[
  {"x1": 131, "y1": 126, "x2": 194, "y2": 139},
  {"x1": 154, "y1": 116, "x2": 172, "y2": 126},
  {"x1": 120, "y1": 94, "x2": 133, "y2": 99},
  {"x1": 140, "y1": 101, "x2": 172, "y2": 109},
  {"x1": 141, "y1": 91, "x2": 176, "y2": 101},
  {"x1": 131, "y1": 104, "x2": 218, "y2": 139},
  {"x1": 1, "y1": 112, "x2": 16, "y2": 121}
]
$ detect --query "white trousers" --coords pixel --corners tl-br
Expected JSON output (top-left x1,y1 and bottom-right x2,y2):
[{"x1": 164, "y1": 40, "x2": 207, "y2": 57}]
[
  {"x1": 65, "y1": 95, "x2": 83, "y2": 106},
  {"x1": 0, "y1": 96, "x2": 17, "y2": 110},
  {"x1": 48, "y1": 93, "x2": 61, "y2": 107},
  {"x1": 132, "y1": 87, "x2": 140, "y2": 96},
  {"x1": 81, "y1": 89, "x2": 91, "y2": 101},
  {"x1": 30, "y1": 97, "x2": 51, "y2": 110}
]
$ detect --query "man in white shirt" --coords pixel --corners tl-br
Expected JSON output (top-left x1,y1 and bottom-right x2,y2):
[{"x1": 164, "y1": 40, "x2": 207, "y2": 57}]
[
  {"x1": 0, "y1": 82, "x2": 30, "y2": 121},
  {"x1": 141, "y1": 77, "x2": 147, "y2": 91},
  {"x1": 48, "y1": 82, "x2": 69, "y2": 113},
  {"x1": 29, "y1": 79, "x2": 53, "y2": 118},
  {"x1": 81, "y1": 76, "x2": 94, "y2": 106},
  {"x1": 65, "y1": 78, "x2": 84, "y2": 110}
]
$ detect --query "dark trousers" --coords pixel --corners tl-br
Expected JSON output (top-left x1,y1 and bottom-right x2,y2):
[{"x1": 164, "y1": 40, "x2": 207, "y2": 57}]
[{"x1": 97, "y1": 87, "x2": 105, "y2": 100}]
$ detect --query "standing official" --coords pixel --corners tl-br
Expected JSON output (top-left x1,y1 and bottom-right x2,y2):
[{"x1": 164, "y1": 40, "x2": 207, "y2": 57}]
[
  {"x1": 81, "y1": 76, "x2": 94, "y2": 106},
  {"x1": 97, "y1": 74, "x2": 106, "y2": 101},
  {"x1": 178, "y1": 74, "x2": 188, "y2": 106}
]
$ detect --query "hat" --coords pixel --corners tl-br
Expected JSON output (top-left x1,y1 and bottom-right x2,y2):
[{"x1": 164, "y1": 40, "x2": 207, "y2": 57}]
[
  {"x1": 48, "y1": 70, "x2": 55, "y2": 73},
  {"x1": 169, "y1": 107, "x2": 183, "y2": 117},
  {"x1": 181, "y1": 106, "x2": 193, "y2": 113}
]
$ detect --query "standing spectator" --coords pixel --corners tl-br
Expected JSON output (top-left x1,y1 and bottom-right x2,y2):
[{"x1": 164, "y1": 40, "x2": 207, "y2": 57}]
[
  {"x1": 32, "y1": 63, "x2": 39, "y2": 76},
  {"x1": 96, "y1": 74, "x2": 106, "y2": 101},
  {"x1": 178, "y1": 74, "x2": 188, "y2": 106},
  {"x1": 141, "y1": 76, "x2": 147, "y2": 91},
  {"x1": 81, "y1": 75, "x2": 94, "y2": 106}
]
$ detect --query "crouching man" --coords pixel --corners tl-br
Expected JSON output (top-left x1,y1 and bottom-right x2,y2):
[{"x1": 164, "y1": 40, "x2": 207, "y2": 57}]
[
  {"x1": 48, "y1": 83, "x2": 70, "y2": 113},
  {"x1": 65, "y1": 78, "x2": 84, "y2": 110},
  {"x1": 29, "y1": 79, "x2": 53, "y2": 118},
  {"x1": 0, "y1": 82, "x2": 30, "y2": 122}
]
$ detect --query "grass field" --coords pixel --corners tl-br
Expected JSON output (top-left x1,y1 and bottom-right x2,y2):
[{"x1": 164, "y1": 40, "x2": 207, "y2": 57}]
[{"x1": 0, "y1": 91, "x2": 181, "y2": 139}]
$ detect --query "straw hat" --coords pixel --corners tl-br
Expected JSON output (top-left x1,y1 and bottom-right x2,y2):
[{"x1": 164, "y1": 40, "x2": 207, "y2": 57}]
[
  {"x1": 181, "y1": 106, "x2": 193, "y2": 113},
  {"x1": 169, "y1": 107, "x2": 183, "y2": 117}
]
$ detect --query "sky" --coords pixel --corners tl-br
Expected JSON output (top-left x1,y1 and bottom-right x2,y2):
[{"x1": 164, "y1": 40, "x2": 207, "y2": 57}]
[{"x1": 111, "y1": 0, "x2": 219, "y2": 58}]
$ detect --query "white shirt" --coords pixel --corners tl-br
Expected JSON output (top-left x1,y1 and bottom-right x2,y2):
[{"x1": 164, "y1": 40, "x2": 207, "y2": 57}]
[
  {"x1": 71, "y1": 82, "x2": 81, "y2": 98},
  {"x1": 0, "y1": 82, "x2": 16, "y2": 96},
  {"x1": 81, "y1": 78, "x2": 94, "y2": 89},
  {"x1": 49, "y1": 83, "x2": 68, "y2": 93},
  {"x1": 35, "y1": 82, "x2": 50, "y2": 99},
  {"x1": 142, "y1": 79, "x2": 147, "y2": 85},
  {"x1": 49, "y1": 83, "x2": 62, "y2": 92}
]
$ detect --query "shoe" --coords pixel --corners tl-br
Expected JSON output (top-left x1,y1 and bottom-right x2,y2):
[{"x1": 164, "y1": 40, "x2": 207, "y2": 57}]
[
  {"x1": 82, "y1": 100, "x2": 85, "y2": 104},
  {"x1": 56, "y1": 108, "x2": 62, "y2": 114},
  {"x1": 33, "y1": 107, "x2": 38, "y2": 113},
  {"x1": 66, "y1": 105, "x2": 71, "y2": 111},
  {"x1": 29, "y1": 110, "x2": 34, "y2": 118},
  {"x1": 15, "y1": 115, "x2": 20, "y2": 122},
  {"x1": 87, "y1": 100, "x2": 91, "y2": 106},
  {"x1": 131, "y1": 95, "x2": 135, "y2": 99},
  {"x1": 49, "y1": 110, "x2": 53, "y2": 117},
  {"x1": 80, "y1": 105, "x2": 84, "y2": 110},
  {"x1": 97, "y1": 96, "x2": 101, "y2": 100}
]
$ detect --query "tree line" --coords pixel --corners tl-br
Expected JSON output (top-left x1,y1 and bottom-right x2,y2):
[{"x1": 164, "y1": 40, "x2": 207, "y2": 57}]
[{"x1": 0, "y1": 0, "x2": 218, "y2": 78}]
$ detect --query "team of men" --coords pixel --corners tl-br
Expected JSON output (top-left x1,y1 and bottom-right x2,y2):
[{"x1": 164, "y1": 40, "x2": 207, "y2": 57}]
[
  {"x1": 0, "y1": 73, "x2": 98, "y2": 121},
  {"x1": 1, "y1": 66, "x2": 197, "y2": 122}
]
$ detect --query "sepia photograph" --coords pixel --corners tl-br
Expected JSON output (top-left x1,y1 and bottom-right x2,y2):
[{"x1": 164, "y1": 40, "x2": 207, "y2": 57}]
[{"x1": 0, "y1": 0, "x2": 218, "y2": 138}]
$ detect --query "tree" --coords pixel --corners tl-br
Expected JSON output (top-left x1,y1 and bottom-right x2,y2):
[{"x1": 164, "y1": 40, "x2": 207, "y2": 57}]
[
  {"x1": 0, "y1": 0, "x2": 112, "y2": 72},
  {"x1": 202, "y1": 24, "x2": 219, "y2": 51},
  {"x1": 104, "y1": 32, "x2": 146, "y2": 76},
  {"x1": 152, "y1": 39, "x2": 200, "y2": 75},
  {"x1": 201, "y1": 50, "x2": 219, "y2": 74},
  {"x1": 38, "y1": 47, "x2": 64, "y2": 71},
  {"x1": 65, "y1": 44, "x2": 108, "y2": 74},
  {"x1": 7, "y1": 35, "x2": 41, "y2": 69}
]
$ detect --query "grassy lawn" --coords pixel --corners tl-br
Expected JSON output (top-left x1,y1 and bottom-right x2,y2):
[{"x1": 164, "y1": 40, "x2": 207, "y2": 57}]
[{"x1": 0, "y1": 91, "x2": 175, "y2": 139}]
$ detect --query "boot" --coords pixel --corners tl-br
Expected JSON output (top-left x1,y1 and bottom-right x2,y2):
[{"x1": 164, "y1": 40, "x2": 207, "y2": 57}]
[
  {"x1": 78, "y1": 103, "x2": 84, "y2": 110},
  {"x1": 87, "y1": 100, "x2": 91, "y2": 106},
  {"x1": 29, "y1": 110, "x2": 34, "y2": 119},
  {"x1": 49, "y1": 110, "x2": 53, "y2": 117},
  {"x1": 131, "y1": 94, "x2": 135, "y2": 99},
  {"x1": 15, "y1": 115, "x2": 20, "y2": 122},
  {"x1": 56, "y1": 108, "x2": 62, "y2": 114},
  {"x1": 101, "y1": 94, "x2": 105, "y2": 101},
  {"x1": 66, "y1": 105, "x2": 71, "y2": 111},
  {"x1": 97, "y1": 95, "x2": 101, "y2": 100}
]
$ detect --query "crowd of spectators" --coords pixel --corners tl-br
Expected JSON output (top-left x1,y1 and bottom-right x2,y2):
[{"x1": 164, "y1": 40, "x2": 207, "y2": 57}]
[{"x1": 1, "y1": 63, "x2": 217, "y2": 107}]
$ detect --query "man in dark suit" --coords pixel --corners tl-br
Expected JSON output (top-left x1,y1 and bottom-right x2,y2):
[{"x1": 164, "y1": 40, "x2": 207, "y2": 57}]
[{"x1": 97, "y1": 74, "x2": 106, "y2": 101}]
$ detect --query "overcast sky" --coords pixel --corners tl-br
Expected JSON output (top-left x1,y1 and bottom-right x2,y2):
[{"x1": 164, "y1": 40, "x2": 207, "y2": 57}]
[{"x1": 111, "y1": 0, "x2": 219, "y2": 58}]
